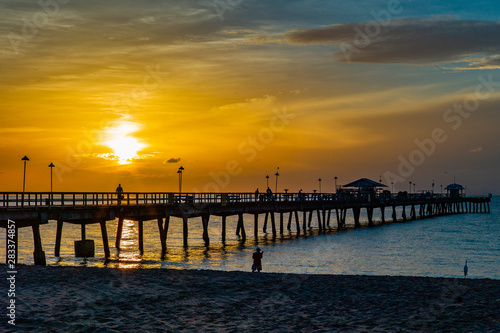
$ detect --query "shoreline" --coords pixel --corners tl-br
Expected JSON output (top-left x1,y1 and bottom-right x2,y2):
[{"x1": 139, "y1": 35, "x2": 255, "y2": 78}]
[{"x1": 3, "y1": 265, "x2": 499, "y2": 332}]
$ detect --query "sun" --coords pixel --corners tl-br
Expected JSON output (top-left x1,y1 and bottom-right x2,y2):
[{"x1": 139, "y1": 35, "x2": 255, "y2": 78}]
[{"x1": 102, "y1": 120, "x2": 147, "y2": 165}]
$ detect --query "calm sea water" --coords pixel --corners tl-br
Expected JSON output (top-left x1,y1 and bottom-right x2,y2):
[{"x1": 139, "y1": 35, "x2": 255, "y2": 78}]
[{"x1": 3, "y1": 197, "x2": 499, "y2": 279}]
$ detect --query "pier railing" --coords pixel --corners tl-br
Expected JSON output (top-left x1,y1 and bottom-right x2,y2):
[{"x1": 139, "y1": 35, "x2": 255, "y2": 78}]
[{"x1": 0, "y1": 191, "x2": 490, "y2": 209}]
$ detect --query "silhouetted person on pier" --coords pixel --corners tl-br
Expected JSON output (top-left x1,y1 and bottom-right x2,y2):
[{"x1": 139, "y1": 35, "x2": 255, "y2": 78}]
[
  {"x1": 266, "y1": 187, "x2": 273, "y2": 201},
  {"x1": 255, "y1": 188, "x2": 259, "y2": 200},
  {"x1": 116, "y1": 184, "x2": 124, "y2": 204},
  {"x1": 252, "y1": 248, "x2": 263, "y2": 272},
  {"x1": 297, "y1": 189, "x2": 303, "y2": 201}
]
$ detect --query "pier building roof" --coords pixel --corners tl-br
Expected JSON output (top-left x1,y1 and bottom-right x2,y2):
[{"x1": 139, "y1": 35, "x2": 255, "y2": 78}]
[
  {"x1": 445, "y1": 183, "x2": 465, "y2": 190},
  {"x1": 343, "y1": 178, "x2": 387, "y2": 188}
]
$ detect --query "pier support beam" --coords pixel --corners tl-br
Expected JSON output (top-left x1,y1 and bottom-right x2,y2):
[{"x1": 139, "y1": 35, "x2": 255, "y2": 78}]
[
  {"x1": 55, "y1": 220, "x2": 63, "y2": 257},
  {"x1": 115, "y1": 217, "x2": 124, "y2": 249},
  {"x1": 254, "y1": 214, "x2": 258, "y2": 239},
  {"x1": 32, "y1": 224, "x2": 46, "y2": 266},
  {"x1": 75, "y1": 224, "x2": 94, "y2": 257},
  {"x1": 380, "y1": 207, "x2": 385, "y2": 224},
  {"x1": 81, "y1": 224, "x2": 86, "y2": 241},
  {"x1": 237, "y1": 213, "x2": 246, "y2": 242},
  {"x1": 367, "y1": 208, "x2": 374, "y2": 227},
  {"x1": 402, "y1": 206, "x2": 407, "y2": 221},
  {"x1": 138, "y1": 220, "x2": 144, "y2": 254},
  {"x1": 317, "y1": 210, "x2": 323, "y2": 231},
  {"x1": 353, "y1": 207, "x2": 361, "y2": 228},
  {"x1": 263, "y1": 212, "x2": 269, "y2": 234},
  {"x1": 287, "y1": 212, "x2": 293, "y2": 231},
  {"x1": 222, "y1": 215, "x2": 227, "y2": 243},
  {"x1": 340, "y1": 209, "x2": 347, "y2": 229},
  {"x1": 279, "y1": 212, "x2": 284, "y2": 235},
  {"x1": 202, "y1": 215, "x2": 210, "y2": 247},
  {"x1": 158, "y1": 218, "x2": 167, "y2": 256},
  {"x1": 100, "y1": 221, "x2": 110, "y2": 259},
  {"x1": 392, "y1": 206, "x2": 397, "y2": 222},
  {"x1": 302, "y1": 211, "x2": 307, "y2": 231},
  {"x1": 295, "y1": 211, "x2": 301, "y2": 234},
  {"x1": 183, "y1": 216, "x2": 188, "y2": 247},
  {"x1": 270, "y1": 212, "x2": 277, "y2": 238}
]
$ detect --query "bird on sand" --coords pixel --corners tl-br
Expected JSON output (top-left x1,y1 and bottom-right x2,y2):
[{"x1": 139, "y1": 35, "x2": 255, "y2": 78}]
[{"x1": 464, "y1": 260, "x2": 468, "y2": 277}]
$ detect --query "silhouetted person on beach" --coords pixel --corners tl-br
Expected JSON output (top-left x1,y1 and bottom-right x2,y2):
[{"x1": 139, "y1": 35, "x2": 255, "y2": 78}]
[
  {"x1": 116, "y1": 184, "x2": 124, "y2": 204},
  {"x1": 252, "y1": 248, "x2": 263, "y2": 272}
]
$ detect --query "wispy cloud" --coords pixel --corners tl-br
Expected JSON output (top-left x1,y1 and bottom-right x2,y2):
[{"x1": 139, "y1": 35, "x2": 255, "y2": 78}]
[
  {"x1": 469, "y1": 147, "x2": 483, "y2": 153},
  {"x1": 165, "y1": 157, "x2": 181, "y2": 163},
  {"x1": 285, "y1": 18, "x2": 500, "y2": 66},
  {"x1": 0, "y1": 127, "x2": 45, "y2": 134}
]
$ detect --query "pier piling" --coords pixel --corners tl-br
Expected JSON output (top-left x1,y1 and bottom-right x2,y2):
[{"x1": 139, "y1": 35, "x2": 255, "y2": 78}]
[
  {"x1": 100, "y1": 221, "x2": 110, "y2": 259},
  {"x1": 182, "y1": 216, "x2": 188, "y2": 247},
  {"x1": 138, "y1": 220, "x2": 144, "y2": 254},
  {"x1": 115, "y1": 217, "x2": 124, "y2": 249},
  {"x1": 32, "y1": 224, "x2": 46, "y2": 266},
  {"x1": 222, "y1": 215, "x2": 227, "y2": 243},
  {"x1": 55, "y1": 220, "x2": 63, "y2": 257}
]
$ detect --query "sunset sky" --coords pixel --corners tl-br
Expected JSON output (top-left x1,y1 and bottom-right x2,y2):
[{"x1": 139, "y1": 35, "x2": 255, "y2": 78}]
[{"x1": 1, "y1": 0, "x2": 499, "y2": 194}]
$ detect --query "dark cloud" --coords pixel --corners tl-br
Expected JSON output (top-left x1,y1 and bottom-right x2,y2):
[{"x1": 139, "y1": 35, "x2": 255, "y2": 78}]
[
  {"x1": 165, "y1": 157, "x2": 181, "y2": 164},
  {"x1": 286, "y1": 19, "x2": 500, "y2": 65}
]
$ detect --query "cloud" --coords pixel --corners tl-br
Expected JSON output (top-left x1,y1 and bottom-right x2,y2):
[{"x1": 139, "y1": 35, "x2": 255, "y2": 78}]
[
  {"x1": 455, "y1": 57, "x2": 500, "y2": 70},
  {"x1": 0, "y1": 127, "x2": 44, "y2": 134},
  {"x1": 165, "y1": 157, "x2": 181, "y2": 163},
  {"x1": 285, "y1": 18, "x2": 500, "y2": 66},
  {"x1": 469, "y1": 147, "x2": 483, "y2": 153}
]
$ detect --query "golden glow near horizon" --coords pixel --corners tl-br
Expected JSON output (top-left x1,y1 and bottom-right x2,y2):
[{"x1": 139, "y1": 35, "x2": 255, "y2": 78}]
[{"x1": 100, "y1": 119, "x2": 148, "y2": 165}]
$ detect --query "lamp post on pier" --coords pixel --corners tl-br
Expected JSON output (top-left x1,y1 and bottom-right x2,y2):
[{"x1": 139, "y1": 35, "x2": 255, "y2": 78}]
[
  {"x1": 48, "y1": 162, "x2": 55, "y2": 192},
  {"x1": 275, "y1": 167, "x2": 279, "y2": 194},
  {"x1": 318, "y1": 178, "x2": 322, "y2": 194},
  {"x1": 177, "y1": 166, "x2": 184, "y2": 197},
  {"x1": 334, "y1": 176, "x2": 338, "y2": 191},
  {"x1": 409, "y1": 181, "x2": 412, "y2": 193},
  {"x1": 22, "y1": 155, "x2": 29, "y2": 192},
  {"x1": 391, "y1": 181, "x2": 394, "y2": 194},
  {"x1": 266, "y1": 175, "x2": 269, "y2": 189},
  {"x1": 413, "y1": 183, "x2": 416, "y2": 193}
]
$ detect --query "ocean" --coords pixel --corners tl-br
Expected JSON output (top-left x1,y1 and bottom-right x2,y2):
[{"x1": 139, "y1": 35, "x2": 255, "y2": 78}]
[{"x1": 3, "y1": 197, "x2": 499, "y2": 279}]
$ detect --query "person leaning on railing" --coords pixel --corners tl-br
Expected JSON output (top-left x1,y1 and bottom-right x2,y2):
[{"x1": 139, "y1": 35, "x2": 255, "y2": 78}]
[{"x1": 116, "y1": 184, "x2": 124, "y2": 204}]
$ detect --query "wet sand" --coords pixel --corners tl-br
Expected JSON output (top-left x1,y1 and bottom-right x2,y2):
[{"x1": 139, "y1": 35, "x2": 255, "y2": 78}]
[{"x1": 3, "y1": 266, "x2": 499, "y2": 332}]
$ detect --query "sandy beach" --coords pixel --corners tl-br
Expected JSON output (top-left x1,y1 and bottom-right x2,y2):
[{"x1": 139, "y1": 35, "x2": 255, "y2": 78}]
[{"x1": 3, "y1": 266, "x2": 499, "y2": 332}]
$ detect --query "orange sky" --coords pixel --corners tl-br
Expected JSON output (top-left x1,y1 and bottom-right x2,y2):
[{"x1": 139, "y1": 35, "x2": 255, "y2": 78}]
[{"x1": 1, "y1": 1, "x2": 499, "y2": 194}]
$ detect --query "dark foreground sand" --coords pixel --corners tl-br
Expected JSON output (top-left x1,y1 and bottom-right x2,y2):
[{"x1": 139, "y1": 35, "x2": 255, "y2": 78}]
[{"x1": 2, "y1": 266, "x2": 499, "y2": 332}]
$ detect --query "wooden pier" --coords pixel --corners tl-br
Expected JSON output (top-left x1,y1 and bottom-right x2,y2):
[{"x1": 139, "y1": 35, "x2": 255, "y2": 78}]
[{"x1": 0, "y1": 191, "x2": 491, "y2": 265}]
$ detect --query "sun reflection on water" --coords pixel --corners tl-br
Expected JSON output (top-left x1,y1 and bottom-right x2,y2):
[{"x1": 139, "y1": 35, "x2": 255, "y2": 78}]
[{"x1": 116, "y1": 219, "x2": 143, "y2": 269}]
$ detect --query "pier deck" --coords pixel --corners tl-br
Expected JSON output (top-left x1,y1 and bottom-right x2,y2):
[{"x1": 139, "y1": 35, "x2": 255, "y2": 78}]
[{"x1": 0, "y1": 191, "x2": 491, "y2": 265}]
